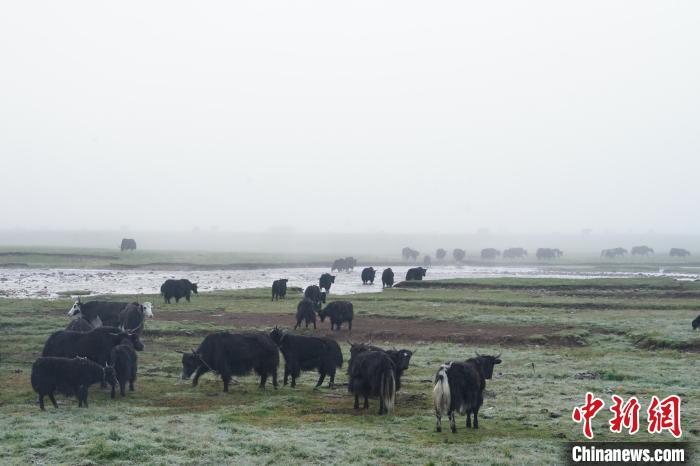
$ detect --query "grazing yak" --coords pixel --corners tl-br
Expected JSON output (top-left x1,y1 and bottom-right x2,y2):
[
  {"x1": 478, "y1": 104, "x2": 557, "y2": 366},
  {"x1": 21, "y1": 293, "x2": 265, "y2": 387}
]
[
  {"x1": 481, "y1": 248, "x2": 501, "y2": 260},
  {"x1": 348, "y1": 349, "x2": 396, "y2": 415},
  {"x1": 382, "y1": 268, "x2": 394, "y2": 288},
  {"x1": 692, "y1": 315, "x2": 700, "y2": 330},
  {"x1": 179, "y1": 332, "x2": 279, "y2": 392},
  {"x1": 331, "y1": 258, "x2": 347, "y2": 272},
  {"x1": 295, "y1": 298, "x2": 319, "y2": 330},
  {"x1": 110, "y1": 339, "x2": 138, "y2": 398},
  {"x1": 272, "y1": 279, "x2": 288, "y2": 301},
  {"x1": 536, "y1": 248, "x2": 562, "y2": 260},
  {"x1": 319, "y1": 273, "x2": 336, "y2": 292},
  {"x1": 405, "y1": 267, "x2": 427, "y2": 281},
  {"x1": 120, "y1": 238, "x2": 137, "y2": 251},
  {"x1": 432, "y1": 352, "x2": 502, "y2": 432},
  {"x1": 503, "y1": 247, "x2": 527, "y2": 259},
  {"x1": 42, "y1": 326, "x2": 144, "y2": 368},
  {"x1": 119, "y1": 302, "x2": 153, "y2": 334},
  {"x1": 304, "y1": 285, "x2": 325, "y2": 306},
  {"x1": 601, "y1": 247, "x2": 627, "y2": 259},
  {"x1": 452, "y1": 248, "x2": 466, "y2": 262},
  {"x1": 436, "y1": 248, "x2": 447, "y2": 260},
  {"x1": 160, "y1": 279, "x2": 198, "y2": 304},
  {"x1": 423, "y1": 255, "x2": 431, "y2": 266},
  {"x1": 318, "y1": 301, "x2": 354, "y2": 331},
  {"x1": 349, "y1": 343, "x2": 414, "y2": 391},
  {"x1": 32, "y1": 356, "x2": 117, "y2": 410},
  {"x1": 402, "y1": 247, "x2": 420, "y2": 261},
  {"x1": 65, "y1": 317, "x2": 94, "y2": 332},
  {"x1": 631, "y1": 245, "x2": 654, "y2": 256},
  {"x1": 269, "y1": 327, "x2": 343, "y2": 388},
  {"x1": 361, "y1": 267, "x2": 376, "y2": 285},
  {"x1": 344, "y1": 257, "x2": 357, "y2": 271},
  {"x1": 670, "y1": 248, "x2": 691, "y2": 257},
  {"x1": 67, "y1": 299, "x2": 131, "y2": 327}
]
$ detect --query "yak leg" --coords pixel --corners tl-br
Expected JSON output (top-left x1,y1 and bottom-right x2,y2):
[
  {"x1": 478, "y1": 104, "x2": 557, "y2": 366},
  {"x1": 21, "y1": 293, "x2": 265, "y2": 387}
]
[
  {"x1": 313, "y1": 320, "x2": 316, "y2": 329},
  {"x1": 315, "y1": 371, "x2": 326, "y2": 388},
  {"x1": 38, "y1": 394, "x2": 45, "y2": 411},
  {"x1": 449, "y1": 411, "x2": 457, "y2": 433},
  {"x1": 379, "y1": 394, "x2": 385, "y2": 415},
  {"x1": 120, "y1": 377, "x2": 126, "y2": 397},
  {"x1": 186, "y1": 293, "x2": 191, "y2": 302},
  {"x1": 110, "y1": 381, "x2": 116, "y2": 399},
  {"x1": 283, "y1": 366, "x2": 290, "y2": 386},
  {"x1": 466, "y1": 410, "x2": 472, "y2": 428},
  {"x1": 48, "y1": 392, "x2": 58, "y2": 409},
  {"x1": 348, "y1": 320, "x2": 352, "y2": 332},
  {"x1": 328, "y1": 369, "x2": 335, "y2": 389},
  {"x1": 271, "y1": 370, "x2": 278, "y2": 389},
  {"x1": 435, "y1": 411, "x2": 442, "y2": 432},
  {"x1": 363, "y1": 395, "x2": 369, "y2": 409},
  {"x1": 222, "y1": 373, "x2": 231, "y2": 392},
  {"x1": 259, "y1": 373, "x2": 268, "y2": 389},
  {"x1": 192, "y1": 366, "x2": 209, "y2": 387},
  {"x1": 473, "y1": 407, "x2": 479, "y2": 429},
  {"x1": 354, "y1": 394, "x2": 360, "y2": 410}
]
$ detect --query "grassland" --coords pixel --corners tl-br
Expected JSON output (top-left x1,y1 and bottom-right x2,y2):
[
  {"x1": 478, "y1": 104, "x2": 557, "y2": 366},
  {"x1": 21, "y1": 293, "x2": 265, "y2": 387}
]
[{"x1": 1, "y1": 278, "x2": 699, "y2": 465}]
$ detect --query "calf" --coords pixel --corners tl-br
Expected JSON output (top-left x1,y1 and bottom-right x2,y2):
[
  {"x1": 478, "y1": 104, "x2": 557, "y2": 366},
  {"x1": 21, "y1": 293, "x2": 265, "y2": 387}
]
[
  {"x1": 179, "y1": 332, "x2": 279, "y2": 392},
  {"x1": 110, "y1": 339, "x2": 138, "y2": 398},
  {"x1": 319, "y1": 273, "x2": 336, "y2": 292},
  {"x1": 318, "y1": 301, "x2": 353, "y2": 331},
  {"x1": 42, "y1": 326, "x2": 144, "y2": 368},
  {"x1": 361, "y1": 267, "x2": 376, "y2": 285},
  {"x1": 272, "y1": 279, "x2": 289, "y2": 301},
  {"x1": 432, "y1": 353, "x2": 502, "y2": 432},
  {"x1": 31, "y1": 356, "x2": 117, "y2": 410},
  {"x1": 295, "y1": 298, "x2": 319, "y2": 330},
  {"x1": 269, "y1": 327, "x2": 343, "y2": 388},
  {"x1": 348, "y1": 350, "x2": 396, "y2": 415},
  {"x1": 382, "y1": 268, "x2": 394, "y2": 288},
  {"x1": 66, "y1": 317, "x2": 94, "y2": 332}
]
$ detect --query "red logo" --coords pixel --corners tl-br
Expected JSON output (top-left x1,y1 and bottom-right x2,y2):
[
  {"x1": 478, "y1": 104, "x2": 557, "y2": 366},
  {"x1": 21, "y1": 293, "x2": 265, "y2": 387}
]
[
  {"x1": 572, "y1": 392, "x2": 605, "y2": 439},
  {"x1": 647, "y1": 395, "x2": 682, "y2": 438},
  {"x1": 609, "y1": 395, "x2": 640, "y2": 435}
]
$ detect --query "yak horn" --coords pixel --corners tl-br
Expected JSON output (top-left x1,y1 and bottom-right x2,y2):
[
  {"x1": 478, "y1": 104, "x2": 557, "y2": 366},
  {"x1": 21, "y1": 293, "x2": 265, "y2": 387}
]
[
  {"x1": 412, "y1": 349, "x2": 418, "y2": 355},
  {"x1": 495, "y1": 352, "x2": 502, "y2": 359},
  {"x1": 475, "y1": 350, "x2": 482, "y2": 357},
  {"x1": 174, "y1": 350, "x2": 186, "y2": 354}
]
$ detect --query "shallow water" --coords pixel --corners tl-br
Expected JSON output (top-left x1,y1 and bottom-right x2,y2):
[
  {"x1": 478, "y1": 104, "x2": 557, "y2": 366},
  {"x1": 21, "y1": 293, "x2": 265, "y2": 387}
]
[{"x1": 0, "y1": 265, "x2": 698, "y2": 299}]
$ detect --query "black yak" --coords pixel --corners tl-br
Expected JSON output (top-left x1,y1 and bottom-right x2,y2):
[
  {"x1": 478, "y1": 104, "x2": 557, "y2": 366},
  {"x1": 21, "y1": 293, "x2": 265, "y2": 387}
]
[
  {"x1": 160, "y1": 279, "x2": 198, "y2": 304},
  {"x1": 405, "y1": 267, "x2": 427, "y2": 281},
  {"x1": 120, "y1": 238, "x2": 137, "y2": 251},
  {"x1": 692, "y1": 315, "x2": 700, "y2": 330},
  {"x1": 503, "y1": 247, "x2": 527, "y2": 259},
  {"x1": 432, "y1": 353, "x2": 502, "y2": 432},
  {"x1": 272, "y1": 279, "x2": 289, "y2": 301},
  {"x1": 42, "y1": 326, "x2": 144, "y2": 368},
  {"x1": 304, "y1": 285, "x2": 324, "y2": 305},
  {"x1": 382, "y1": 268, "x2": 394, "y2": 288},
  {"x1": 349, "y1": 343, "x2": 414, "y2": 391},
  {"x1": 109, "y1": 339, "x2": 138, "y2": 398},
  {"x1": 31, "y1": 356, "x2": 117, "y2": 410},
  {"x1": 348, "y1": 350, "x2": 396, "y2": 414},
  {"x1": 480, "y1": 248, "x2": 500, "y2": 260},
  {"x1": 361, "y1": 267, "x2": 376, "y2": 285},
  {"x1": 179, "y1": 332, "x2": 279, "y2": 392},
  {"x1": 269, "y1": 327, "x2": 343, "y2": 388},
  {"x1": 318, "y1": 301, "x2": 353, "y2": 331},
  {"x1": 670, "y1": 248, "x2": 691, "y2": 257},
  {"x1": 319, "y1": 273, "x2": 336, "y2": 292},
  {"x1": 295, "y1": 298, "x2": 319, "y2": 330}
]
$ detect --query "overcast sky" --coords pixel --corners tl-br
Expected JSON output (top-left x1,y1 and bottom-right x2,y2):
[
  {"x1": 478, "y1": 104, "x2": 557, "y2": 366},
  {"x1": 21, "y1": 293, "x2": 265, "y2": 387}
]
[{"x1": 1, "y1": 1, "x2": 698, "y2": 234}]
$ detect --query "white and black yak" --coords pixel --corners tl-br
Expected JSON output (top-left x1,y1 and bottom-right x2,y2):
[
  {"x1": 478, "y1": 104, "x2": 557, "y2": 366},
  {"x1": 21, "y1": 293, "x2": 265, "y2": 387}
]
[{"x1": 347, "y1": 348, "x2": 396, "y2": 415}]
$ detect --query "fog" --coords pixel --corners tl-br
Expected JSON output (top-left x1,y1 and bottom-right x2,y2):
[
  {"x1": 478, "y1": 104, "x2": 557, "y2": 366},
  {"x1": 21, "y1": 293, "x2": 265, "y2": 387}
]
[{"x1": 1, "y1": 1, "x2": 698, "y2": 236}]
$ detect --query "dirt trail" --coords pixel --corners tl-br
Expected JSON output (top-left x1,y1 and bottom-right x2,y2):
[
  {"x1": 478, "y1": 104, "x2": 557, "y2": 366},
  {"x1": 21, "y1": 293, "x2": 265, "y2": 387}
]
[{"x1": 149, "y1": 311, "x2": 579, "y2": 347}]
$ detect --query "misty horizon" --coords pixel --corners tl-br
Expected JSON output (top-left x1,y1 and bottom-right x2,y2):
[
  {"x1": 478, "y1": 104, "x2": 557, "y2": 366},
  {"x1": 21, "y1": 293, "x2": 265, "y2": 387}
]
[{"x1": 1, "y1": 1, "x2": 698, "y2": 235}]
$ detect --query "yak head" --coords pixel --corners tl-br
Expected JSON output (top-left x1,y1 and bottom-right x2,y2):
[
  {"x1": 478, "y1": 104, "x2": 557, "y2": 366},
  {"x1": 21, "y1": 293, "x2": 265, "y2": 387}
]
[
  {"x1": 391, "y1": 348, "x2": 415, "y2": 372},
  {"x1": 191, "y1": 283, "x2": 199, "y2": 294},
  {"x1": 329, "y1": 275, "x2": 336, "y2": 283},
  {"x1": 103, "y1": 363, "x2": 118, "y2": 387},
  {"x1": 107, "y1": 328, "x2": 144, "y2": 351},
  {"x1": 142, "y1": 302, "x2": 154, "y2": 318},
  {"x1": 269, "y1": 326, "x2": 285, "y2": 346},
  {"x1": 692, "y1": 315, "x2": 700, "y2": 330},
  {"x1": 473, "y1": 351, "x2": 502, "y2": 379},
  {"x1": 317, "y1": 306, "x2": 327, "y2": 322},
  {"x1": 319, "y1": 292, "x2": 326, "y2": 304},
  {"x1": 178, "y1": 349, "x2": 202, "y2": 380},
  {"x1": 67, "y1": 298, "x2": 82, "y2": 317}
]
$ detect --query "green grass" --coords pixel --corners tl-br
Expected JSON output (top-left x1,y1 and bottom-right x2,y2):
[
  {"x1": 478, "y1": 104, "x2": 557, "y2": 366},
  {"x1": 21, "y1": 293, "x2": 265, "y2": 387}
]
[{"x1": 1, "y1": 277, "x2": 698, "y2": 465}]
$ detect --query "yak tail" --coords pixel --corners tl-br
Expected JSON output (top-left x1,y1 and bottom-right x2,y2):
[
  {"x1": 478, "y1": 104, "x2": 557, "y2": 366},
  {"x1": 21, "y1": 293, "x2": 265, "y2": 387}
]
[
  {"x1": 432, "y1": 364, "x2": 451, "y2": 417},
  {"x1": 380, "y1": 367, "x2": 396, "y2": 413}
]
